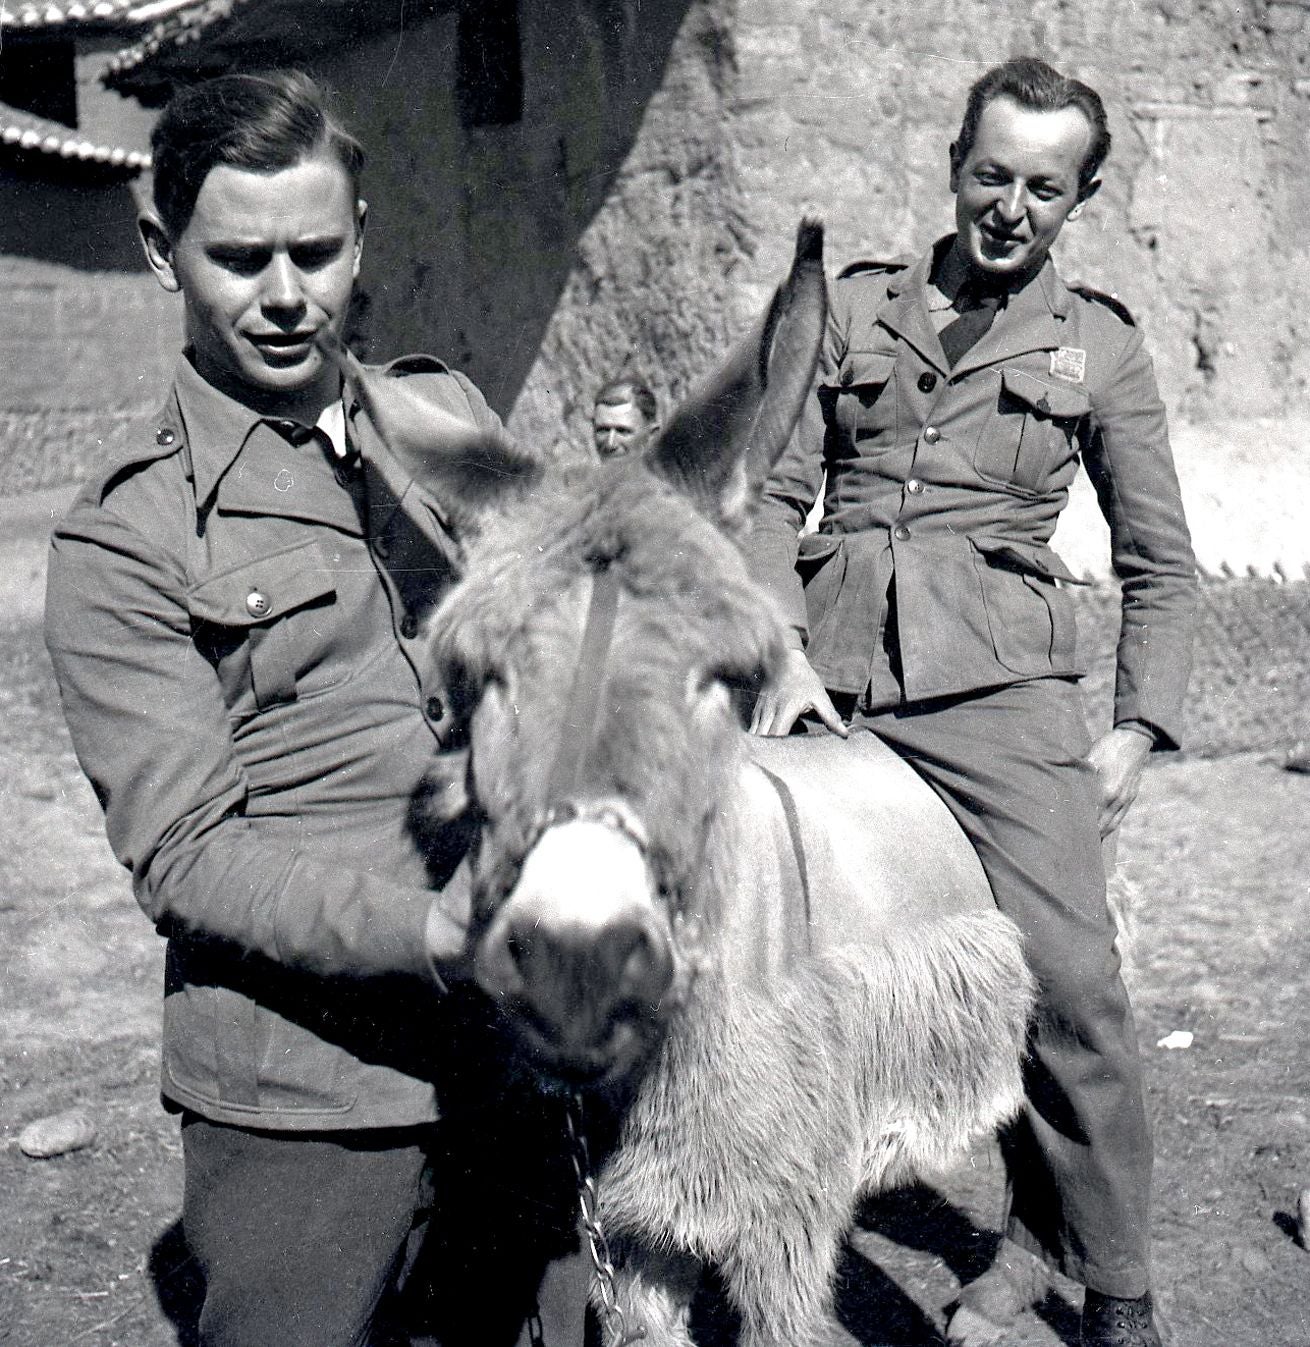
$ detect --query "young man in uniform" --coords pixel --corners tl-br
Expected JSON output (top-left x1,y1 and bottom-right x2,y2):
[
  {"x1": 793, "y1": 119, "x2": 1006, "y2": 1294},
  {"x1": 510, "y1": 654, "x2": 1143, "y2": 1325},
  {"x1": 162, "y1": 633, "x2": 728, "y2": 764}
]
[
  {"x1": 747, "y1": 58, "x2": 1196, "y2": 1347},
  {"x1": 45, "y1": 71, "x2": 570, "y2": 1347},
  {"x1": 591, "y1": 377, "x2": 660, "y2": 458}
]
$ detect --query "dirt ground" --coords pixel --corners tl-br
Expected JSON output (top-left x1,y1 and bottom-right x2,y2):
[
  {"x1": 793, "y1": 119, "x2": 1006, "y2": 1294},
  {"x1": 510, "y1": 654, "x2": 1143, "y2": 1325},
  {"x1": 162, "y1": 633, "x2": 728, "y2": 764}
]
[{"x1": 1, "y1": 604, "x2": 1308, "y2": 1346}]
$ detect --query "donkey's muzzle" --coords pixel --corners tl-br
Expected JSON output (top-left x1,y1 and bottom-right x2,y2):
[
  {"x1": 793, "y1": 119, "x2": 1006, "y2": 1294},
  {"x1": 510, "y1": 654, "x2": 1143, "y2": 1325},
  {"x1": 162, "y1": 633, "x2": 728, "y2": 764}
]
[{"x1": 474, "y1": 817, "x2": 676, "y2": 1082}]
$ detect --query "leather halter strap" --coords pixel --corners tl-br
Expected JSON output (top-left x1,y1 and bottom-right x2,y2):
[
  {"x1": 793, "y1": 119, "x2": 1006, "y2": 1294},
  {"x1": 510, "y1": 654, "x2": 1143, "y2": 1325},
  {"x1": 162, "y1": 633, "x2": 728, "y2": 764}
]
[
  {"x1": 543, "y1": 562, "x2": 622, "y2": 808},
  {"x1": 754, "y1": 762, "x2": 814, "y2": 954}
]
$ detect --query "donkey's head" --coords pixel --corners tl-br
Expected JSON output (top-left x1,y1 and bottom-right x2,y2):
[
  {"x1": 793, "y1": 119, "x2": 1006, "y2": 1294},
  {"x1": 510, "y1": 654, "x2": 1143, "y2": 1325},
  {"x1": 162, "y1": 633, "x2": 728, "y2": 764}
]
[{"x1": 359, "y1": 223, "x2": 825, "y2": 1087}]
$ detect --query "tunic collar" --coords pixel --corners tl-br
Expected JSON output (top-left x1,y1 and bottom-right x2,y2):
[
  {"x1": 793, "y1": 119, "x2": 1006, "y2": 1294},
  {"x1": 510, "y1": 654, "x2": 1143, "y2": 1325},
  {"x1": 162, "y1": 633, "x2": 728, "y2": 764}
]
[
  {"x1": 173, "y1": 357, "x2": 363, "y2": 535},
  {"x1": 172, "y1": 356, "x2": 267, "y2": 508},
  {"x1": 880, "y1": 235, "x2": 1074, "y2": 374}
]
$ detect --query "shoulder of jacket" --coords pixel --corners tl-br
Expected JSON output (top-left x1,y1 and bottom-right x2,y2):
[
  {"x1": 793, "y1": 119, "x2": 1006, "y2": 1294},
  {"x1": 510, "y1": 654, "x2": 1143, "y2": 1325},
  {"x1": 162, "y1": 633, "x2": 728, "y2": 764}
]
[
  {"x1": 92, "y1": 407, "x2": 187, "y2": 504},
  {"x1": 53, "y1": 411, "x2": 192, "y2": 561},
  {"x1": 1067, "y1": 282, "x2": 1137, "y2": 328},
  {"x1": 374, "y1": 352, "x2": 488, "y2": 409},
  {"x1": 368, "y1": 352, "x2": 498, "y2": 435},
  {"x1": 835, "y1": 256, "x2": 913, "y2": 282}
]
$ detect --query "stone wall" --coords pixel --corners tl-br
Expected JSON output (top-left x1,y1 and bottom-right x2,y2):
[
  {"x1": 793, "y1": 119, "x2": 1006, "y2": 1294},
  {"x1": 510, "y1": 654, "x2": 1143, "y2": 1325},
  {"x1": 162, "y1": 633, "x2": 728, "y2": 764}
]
[
  {"x1": 337, "y1": 0, "x2": 1309, "y2": 445},
  {"x1": 0, "y1": 38, "x2": 182, "y2": 496},
  {"x1": 315, "y1": 0, "x2": 738, "y2": 459},
  {"x1": 0, "y1": 232, "x2": 182, "y2": 496},
  {"x1": 2, "y1": 0, "x2": 1307, "y2": 494}
]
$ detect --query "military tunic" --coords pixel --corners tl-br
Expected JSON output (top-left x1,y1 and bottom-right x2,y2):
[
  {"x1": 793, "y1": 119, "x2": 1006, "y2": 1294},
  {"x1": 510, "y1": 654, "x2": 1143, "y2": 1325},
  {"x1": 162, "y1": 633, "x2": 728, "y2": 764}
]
[
  {"x1": 749, "y1": 236, "x2": 1196, "y2": 742},
  {"x1": 46, "y1": 354, "x2": 496, "y2": 1132}
]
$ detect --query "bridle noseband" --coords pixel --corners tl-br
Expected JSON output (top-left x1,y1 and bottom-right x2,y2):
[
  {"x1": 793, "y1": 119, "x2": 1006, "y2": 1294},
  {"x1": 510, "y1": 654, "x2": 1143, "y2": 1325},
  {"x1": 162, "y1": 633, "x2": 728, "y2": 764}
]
[{"x1": 538, "y1": 798, "x2": 651, "y2": 859}]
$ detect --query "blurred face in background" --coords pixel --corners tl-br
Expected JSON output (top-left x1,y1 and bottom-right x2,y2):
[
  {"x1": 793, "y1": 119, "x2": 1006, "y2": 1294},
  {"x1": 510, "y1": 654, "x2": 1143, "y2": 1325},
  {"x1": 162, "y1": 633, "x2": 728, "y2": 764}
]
[{"x1": 593, "y1": 398, "x2": 656, "y2": 459}]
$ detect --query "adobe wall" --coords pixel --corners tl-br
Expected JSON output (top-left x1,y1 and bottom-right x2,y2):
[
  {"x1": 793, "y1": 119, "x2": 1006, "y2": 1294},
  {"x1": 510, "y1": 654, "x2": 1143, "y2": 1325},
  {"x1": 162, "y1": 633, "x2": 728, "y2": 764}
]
[
  {"x1": 334, "y1": 0, "x2": 1310, "y2": 448},
  {"x1": 0, "y1": 220, "x2": 182, "y2": 494},
  {"x1": 0, "y1": 41, "x2": 181, "y2": 496},
  {"x1": 315, "y1": 0, "x2": 738, "y2": 459},
  {"x1": 2, "y1": 0, "x2": 1306, "y2": 494}
]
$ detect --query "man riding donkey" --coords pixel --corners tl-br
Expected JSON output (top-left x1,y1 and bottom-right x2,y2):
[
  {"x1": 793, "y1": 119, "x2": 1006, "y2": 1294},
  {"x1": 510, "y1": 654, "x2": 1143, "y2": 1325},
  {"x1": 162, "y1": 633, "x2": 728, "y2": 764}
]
[
  {"x1": 45, "y1": 72, "x2": 586, "y2": 1347},
  {"x1": 746, "y1": 57, "x2": 1197, "y2": 1347}
]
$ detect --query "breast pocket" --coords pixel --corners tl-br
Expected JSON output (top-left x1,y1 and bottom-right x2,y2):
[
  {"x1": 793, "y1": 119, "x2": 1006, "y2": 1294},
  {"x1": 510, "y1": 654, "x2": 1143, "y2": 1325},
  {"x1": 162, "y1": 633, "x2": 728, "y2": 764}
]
[
  {"x1": 979, "y1": 366, "x2": 1089, "y2": 495},
  {"x1": 828, "y1": 350, "x2": 899, "y2": 450},
  {"x1": 189, "y1": 539, "x2": 342, "y2": 718}
]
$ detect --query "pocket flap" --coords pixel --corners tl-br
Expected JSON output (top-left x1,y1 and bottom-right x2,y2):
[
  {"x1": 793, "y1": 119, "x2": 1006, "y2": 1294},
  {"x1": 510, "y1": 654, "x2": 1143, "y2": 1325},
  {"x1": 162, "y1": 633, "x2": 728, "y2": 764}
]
[
  {"x1": 971, "y1": 536, "x2": 1088, "y2": 585},
  {"x1": 835, "y1": 350, "x2": 897, "y2": 389},
  {"x1": 189, "y1": 540, "x2": 338, "y2": 627},
  {"x1": 1001, "y1": 367, "x2": 1090, "y2": 419},
  {"x1": 797, "y1": 531, "x2": 844, "y2": 563}
]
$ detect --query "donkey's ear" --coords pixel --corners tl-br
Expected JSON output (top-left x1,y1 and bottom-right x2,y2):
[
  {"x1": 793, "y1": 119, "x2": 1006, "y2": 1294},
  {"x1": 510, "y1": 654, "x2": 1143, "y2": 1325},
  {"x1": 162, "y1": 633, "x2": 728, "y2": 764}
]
[
  {"x1": 645, "y1": 219, "x2": 826, "y2": 530},
  {"x1": 322, "y1": 333, "x2": 543, "y2": 534}
]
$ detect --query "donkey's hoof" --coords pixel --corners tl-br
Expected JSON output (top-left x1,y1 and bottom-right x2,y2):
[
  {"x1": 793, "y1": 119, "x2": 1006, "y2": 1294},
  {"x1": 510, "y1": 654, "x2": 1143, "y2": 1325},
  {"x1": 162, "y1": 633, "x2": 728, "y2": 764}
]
[{"x1": 946, "y1": 1241, "x2": 1052, "y2": 1345}]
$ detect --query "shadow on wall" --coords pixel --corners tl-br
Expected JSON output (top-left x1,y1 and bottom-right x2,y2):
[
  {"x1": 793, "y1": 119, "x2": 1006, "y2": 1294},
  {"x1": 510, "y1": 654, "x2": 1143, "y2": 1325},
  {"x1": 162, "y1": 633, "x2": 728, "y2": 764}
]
[
  {"x1": 0, "y1": 168, "x2": 149, "y2": 273},
  {"x1": 0, "y1": 163, "x2": 181, "y2": 448},
  {"x1": 312, "y1": 0, "x2": 700, "y2": 430}
]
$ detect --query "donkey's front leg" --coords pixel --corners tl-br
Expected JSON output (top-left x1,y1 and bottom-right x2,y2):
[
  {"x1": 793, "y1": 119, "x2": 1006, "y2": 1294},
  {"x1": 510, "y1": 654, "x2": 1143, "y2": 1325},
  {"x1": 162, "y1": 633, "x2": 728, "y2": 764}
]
[
  {"x1": 602, "y1": 1241, "x2": 703, "y2": 1347},
  {"x1": 722, "y1": 1223, "x2": 845, "y2": 1347}
]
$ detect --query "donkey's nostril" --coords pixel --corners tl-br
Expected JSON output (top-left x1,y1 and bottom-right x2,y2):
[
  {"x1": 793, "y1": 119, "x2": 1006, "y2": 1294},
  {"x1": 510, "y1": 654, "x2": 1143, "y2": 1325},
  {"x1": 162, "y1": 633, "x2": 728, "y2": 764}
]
[
  {"x1": 602, "y1": 919, "x2": 673, "y2": 1000},
  {"x1": 505, "y1": 930, "x2": 531, "y2": 973}
]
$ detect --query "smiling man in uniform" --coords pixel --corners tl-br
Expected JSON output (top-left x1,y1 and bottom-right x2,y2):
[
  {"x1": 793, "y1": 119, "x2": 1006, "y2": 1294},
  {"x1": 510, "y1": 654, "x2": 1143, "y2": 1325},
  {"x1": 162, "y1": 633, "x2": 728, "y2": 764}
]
[
  {"x1": 43, "y1": 71, "x2": 584, "y2": 1347},
  {"x1": 747, "y1": 57, "x2": 1196, "y2": 1347}
]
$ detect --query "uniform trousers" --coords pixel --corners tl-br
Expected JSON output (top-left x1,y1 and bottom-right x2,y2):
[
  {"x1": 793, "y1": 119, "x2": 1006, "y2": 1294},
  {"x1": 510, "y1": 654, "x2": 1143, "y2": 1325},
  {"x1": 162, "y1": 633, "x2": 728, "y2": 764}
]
[
  {"x1": 180, "y1": 1111, "x2": 590, "y2": 1347},
  {"x1": 842, "y1": 675, "x2": 1152, "y2": 1298}
]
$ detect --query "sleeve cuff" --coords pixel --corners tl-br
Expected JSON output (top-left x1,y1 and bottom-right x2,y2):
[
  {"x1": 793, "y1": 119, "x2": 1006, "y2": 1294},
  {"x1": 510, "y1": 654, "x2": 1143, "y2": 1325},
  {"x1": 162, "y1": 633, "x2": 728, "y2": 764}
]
[
  {"x1": 423, "y1": 895, "x2": 470, "y2": 994},
  {"x1": 1114, "y1": 718, "x2": 1161, "y2": 747}
]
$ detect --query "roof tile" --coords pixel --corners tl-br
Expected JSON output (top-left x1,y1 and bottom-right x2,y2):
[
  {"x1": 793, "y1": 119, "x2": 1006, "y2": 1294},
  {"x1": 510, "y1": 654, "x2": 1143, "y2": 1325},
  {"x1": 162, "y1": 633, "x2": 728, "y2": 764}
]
[
  {"x1": 0, "y1": 95, "x2": 150, "y2": 168},
  {"x1": 105, "y1": 0, "x2": 251, "y2": 76},
  {"x1": 0, "y1": 0, "x2": 205, "y2": 28}
]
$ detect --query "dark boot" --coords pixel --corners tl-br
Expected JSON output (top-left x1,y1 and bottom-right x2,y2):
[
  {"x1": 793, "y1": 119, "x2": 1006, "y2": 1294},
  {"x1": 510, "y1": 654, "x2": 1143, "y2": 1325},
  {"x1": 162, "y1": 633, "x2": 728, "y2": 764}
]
[{"x1": 1080, "y1": 1290, "x2": 1163, "y2": 1347}]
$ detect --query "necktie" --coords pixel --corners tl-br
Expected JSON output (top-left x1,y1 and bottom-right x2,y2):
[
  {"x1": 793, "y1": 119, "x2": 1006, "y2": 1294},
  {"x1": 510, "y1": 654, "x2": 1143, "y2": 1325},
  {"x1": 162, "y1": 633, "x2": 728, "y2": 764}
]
[
  {"x1": 938, "y1": 290, "x2": 1002, "y2": 369},
  {"x1": 270, "y1": 417, "x2": 359, "y2": 471}
]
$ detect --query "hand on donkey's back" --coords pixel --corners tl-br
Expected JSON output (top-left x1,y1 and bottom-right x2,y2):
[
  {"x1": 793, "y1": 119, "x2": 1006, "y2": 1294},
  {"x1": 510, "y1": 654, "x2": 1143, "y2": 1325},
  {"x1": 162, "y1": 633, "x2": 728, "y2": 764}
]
[{"x1": 749, "y1": 648, "x2": 849, "y2": 738}]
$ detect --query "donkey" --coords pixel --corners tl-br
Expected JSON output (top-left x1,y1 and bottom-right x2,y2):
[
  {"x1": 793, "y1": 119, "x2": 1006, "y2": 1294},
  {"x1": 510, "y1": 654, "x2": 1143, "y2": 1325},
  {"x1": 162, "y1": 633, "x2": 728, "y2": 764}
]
[{"x1": 333, "y1": 222, "x2": 1035, "y2": 1347}]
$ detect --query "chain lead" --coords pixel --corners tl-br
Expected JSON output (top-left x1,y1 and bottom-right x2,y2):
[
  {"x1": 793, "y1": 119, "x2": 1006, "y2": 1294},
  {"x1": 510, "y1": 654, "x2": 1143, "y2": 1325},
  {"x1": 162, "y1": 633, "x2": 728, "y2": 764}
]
[{"x1": 565, "y1": 1094, "x2": 646, "y2": 1347}]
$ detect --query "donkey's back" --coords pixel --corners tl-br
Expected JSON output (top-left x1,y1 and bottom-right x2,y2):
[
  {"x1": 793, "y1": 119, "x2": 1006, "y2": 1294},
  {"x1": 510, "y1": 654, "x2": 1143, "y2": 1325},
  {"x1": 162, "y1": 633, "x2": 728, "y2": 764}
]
[
  {"x1": 597, "y1": 730, "x2": 1033, "y2": 1347},
  {"x1": 744, "y1": 728, "x2": 994, "y2": 944}
]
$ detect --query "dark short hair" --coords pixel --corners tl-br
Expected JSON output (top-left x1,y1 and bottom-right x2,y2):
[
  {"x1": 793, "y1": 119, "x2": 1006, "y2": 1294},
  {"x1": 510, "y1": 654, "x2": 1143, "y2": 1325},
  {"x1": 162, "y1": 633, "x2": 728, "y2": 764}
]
[
  {"x1": 150, "y1": 70, "x2": 365, "y2": 237},
  {"x1": 953, "y1": 57, "x2": 1110, "y2": 190},
  {"x1": 594, "y1": 378, "x2": 658, "y2": 426}
]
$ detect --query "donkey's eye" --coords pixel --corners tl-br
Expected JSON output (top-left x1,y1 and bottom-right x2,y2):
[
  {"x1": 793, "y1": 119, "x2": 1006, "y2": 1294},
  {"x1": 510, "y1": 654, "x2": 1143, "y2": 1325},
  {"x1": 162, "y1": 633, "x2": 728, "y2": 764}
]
[
  {"x1": 436, "y1": 655, "x2": 487, "y2": 718},
  {"x1": 690, "y1": 663, "x2": 767, "y2": 716},
  {"x1": 692, "y1": 664, "x2": 768, "y2": 728}
]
